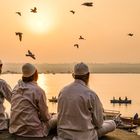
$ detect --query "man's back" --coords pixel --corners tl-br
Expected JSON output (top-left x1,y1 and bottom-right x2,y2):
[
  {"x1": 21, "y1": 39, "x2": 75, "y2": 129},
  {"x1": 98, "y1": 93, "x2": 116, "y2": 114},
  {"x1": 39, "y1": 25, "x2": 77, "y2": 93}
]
[
  {"x1": 57, "y1": 79, "x2": 103, "y2": 140},
  {"x1": 57, "y1": 62, "x2": 116, "y2": 140},
  {"x1": 9, "y1": 80, "x2": 50, "y2": 137},
  {"x1": 58, "y1": 79, "x2": 95, "y2": 130}
]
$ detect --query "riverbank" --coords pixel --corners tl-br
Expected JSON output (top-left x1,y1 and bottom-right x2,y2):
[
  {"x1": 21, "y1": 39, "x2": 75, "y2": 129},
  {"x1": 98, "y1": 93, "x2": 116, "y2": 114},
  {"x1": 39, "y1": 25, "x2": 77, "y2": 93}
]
[{"x1": 0, "y1": 129, "x2": 140, "y2": 140}]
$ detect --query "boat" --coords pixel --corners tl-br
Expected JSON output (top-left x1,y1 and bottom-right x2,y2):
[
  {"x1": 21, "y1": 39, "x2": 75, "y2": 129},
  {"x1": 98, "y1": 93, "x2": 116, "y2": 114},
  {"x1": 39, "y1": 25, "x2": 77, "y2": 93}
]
[
  {"x1": 110, "y1": 99, "x2": 131, "y2": 104},
  {"x1": 103, "y1": 109, "x2": 121, "y2": 120},
  {"x1": 117, "y1": 123, "x2": 138, "y2": 130},
  {"x1": 120, "y1": 116, "x2": 140, "y2": 126},
  {"x1": 48, "y1": 96, "x2": 58, "y2": 103},
  {"x1": 110, "y1": 97, "x2": 131, "y2": 104},
  {"x1": 118, "y1": 117, "x2": 138, "y2": 129},
  {"x1": 104, "y1": 110, "x2": 139, "y2": 131}
]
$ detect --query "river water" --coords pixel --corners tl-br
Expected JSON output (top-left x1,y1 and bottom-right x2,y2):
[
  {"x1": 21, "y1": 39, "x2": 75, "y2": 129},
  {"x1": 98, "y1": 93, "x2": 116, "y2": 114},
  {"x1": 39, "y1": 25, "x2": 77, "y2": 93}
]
[{"x1": 1, "y1": 73, "x2": 140, "y2": 118}]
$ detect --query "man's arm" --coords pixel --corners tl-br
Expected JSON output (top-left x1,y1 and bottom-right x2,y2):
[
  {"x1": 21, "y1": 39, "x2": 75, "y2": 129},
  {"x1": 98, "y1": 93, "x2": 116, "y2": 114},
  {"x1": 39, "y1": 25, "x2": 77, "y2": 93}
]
[
  {"x1": 1, "y1": 81, "x2": 12, "y2": 102},
  {"x1": 90, "y1": 93, "x2": 104, "y2": 128},
  {"x1": 37, "y1": 89, "x2": 51, "y2": 122}
]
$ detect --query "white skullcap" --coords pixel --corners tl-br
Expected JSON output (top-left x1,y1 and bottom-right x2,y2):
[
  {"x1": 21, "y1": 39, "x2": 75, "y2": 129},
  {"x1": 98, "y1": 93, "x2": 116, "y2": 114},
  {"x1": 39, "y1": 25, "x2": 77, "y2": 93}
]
[
  {"x1": 73, "y1": 62, "x2": 89, "y2": 75},
  {"x1": 0, "y1": 60, "x2": 2, "y2": 65},
  {"x1": 22, "y1": 63, "x2": 36, "y2": 77}
]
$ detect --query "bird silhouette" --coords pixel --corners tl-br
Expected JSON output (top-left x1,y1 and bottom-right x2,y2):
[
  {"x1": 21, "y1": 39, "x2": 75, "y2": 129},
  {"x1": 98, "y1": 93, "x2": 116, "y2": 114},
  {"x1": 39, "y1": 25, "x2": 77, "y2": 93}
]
[
  {"x1": 74, "y1": 44, "x2": 79, "y2": 48},
  {"x1": 26, "y1": 50, "x2": 36, "y2": 60},
  {"x1": 30, "y1": 7, "x2": 37, "y2": 13},
  {"x1": 128, "y1": 33, "x2": 133, "y2": 36},
  {"x1": 15, "y1": 32, "x2": 23, "y2": 41},
  {"x1": 81, "y1": 2, "x2": 93, "y2": 7},
  {"x1": 70, "y1": 10, "x2": 75, "y2": 14},
  {"x1": 16, "y1": 12, "x2": 21, "y2": 16},
  {"x1": 79, "y1": 35, "x2": 85, "y2": 40}
]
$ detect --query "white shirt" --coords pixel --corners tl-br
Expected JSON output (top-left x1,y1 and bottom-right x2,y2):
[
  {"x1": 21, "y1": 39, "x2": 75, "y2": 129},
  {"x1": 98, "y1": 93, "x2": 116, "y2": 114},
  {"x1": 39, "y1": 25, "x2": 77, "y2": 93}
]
[
  {"x1": 0, "y1": 79, "x2": 12, "y2": 130},
  {"x1": 9, "y1": 80, "x2": 51, "y2": 137},
  {"x1": 57, "y1": 79, "x2": 104, "y2": 140}
]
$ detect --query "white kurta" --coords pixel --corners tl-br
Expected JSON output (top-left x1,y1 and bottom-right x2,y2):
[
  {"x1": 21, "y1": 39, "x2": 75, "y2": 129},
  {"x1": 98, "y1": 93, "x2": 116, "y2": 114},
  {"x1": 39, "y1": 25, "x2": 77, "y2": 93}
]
[
  {"x1": 0, "y1": 79, "x2": 12, "y2": 130},
  {"x1": 57, "y1": 79, "x2": 104, "y2": 140},
  {"x1": 9, "y1": 80, "x2": 51, "y2": 137}
]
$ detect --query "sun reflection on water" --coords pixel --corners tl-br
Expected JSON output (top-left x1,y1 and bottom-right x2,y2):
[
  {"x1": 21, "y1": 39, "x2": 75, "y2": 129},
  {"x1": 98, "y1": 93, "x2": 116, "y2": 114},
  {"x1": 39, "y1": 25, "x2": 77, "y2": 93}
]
[
  {"x1": 38, "y1": 73, "x2": 48, "y2": 93},
  {"x1": 38, "y1": 74, "x2": 57, "y2": 113}
]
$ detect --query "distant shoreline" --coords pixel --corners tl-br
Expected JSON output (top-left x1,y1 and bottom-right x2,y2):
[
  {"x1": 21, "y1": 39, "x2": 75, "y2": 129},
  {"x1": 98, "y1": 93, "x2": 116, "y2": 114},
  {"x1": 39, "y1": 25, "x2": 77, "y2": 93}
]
[
  {"x1": 2, "y1": 63, "x2": 140, "y2": 74},
  {"x1": 2, "y1": 72, "x2": 140, "y2": 74}
]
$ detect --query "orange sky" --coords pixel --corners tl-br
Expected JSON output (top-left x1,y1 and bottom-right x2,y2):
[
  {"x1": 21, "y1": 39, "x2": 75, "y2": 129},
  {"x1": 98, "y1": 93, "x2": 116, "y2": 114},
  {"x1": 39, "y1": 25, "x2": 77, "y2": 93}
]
[{"x1": 0, "y1": 0, "x2": 140, "y2": 63}]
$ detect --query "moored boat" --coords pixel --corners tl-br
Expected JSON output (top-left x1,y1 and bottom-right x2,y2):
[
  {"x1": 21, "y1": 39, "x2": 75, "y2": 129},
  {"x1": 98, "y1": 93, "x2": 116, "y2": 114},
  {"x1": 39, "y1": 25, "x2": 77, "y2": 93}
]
[
  {"x1": 118, "y1": 116, "x2": 138, "y2": 130},
  {"x1": 104, "y1": 109, "x2": 121, "y2": 120},
  {"x1": 48, "y1": 96, "x2": 58, "y2": 103},
  {"x1": 117, "y1": 123, "x2": 138, "y2": 130},
  {"x1": 120, "y1": 116, "x2": 140, "y2": 126}
]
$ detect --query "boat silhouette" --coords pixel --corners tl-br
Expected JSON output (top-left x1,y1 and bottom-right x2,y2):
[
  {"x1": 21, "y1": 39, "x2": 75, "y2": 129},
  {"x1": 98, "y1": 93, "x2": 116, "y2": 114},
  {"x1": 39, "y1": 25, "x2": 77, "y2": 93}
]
[
  {"x1": 110, "y1": 97, "x2": 131, "y2": 104},
  {"x1": 48, "y1": 96, "x2": 57, "y2": 103}
]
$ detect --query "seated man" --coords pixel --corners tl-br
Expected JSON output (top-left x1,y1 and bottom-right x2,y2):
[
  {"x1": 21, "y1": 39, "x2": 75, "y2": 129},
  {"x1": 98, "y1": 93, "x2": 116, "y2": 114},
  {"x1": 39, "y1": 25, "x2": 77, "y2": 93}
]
[
  {"x1": 0, "y1": 60, "x2": 12, "y2": 131},
  {"x1": 57, "y1": 62, "x2": 116, "y2": 140},
  {"x1": 9, "y1": 63, "x2": 54, "y2": 138}
]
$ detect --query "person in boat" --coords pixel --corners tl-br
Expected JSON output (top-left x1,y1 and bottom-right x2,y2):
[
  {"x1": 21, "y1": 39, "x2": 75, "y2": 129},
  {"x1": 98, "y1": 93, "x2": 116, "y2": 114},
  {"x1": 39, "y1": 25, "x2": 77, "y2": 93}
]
[
  {"x1": 57, "y1": 62, "x2": 116, "y2": 140},
  {"x1": 9, "y1": 63, "x2": 56, "y2": 138},
  {"x1": 113, "y1": 96, "x2": 115, "y2": 100},
  {"x1": 119, "y1": 97, "x2": 122, "y2": 101},
  {"x1": 133, "y1": 113, "x2": 139, "y2": 120},
  {"x1": 125, "y1": 96, "x2": 128, "y2": 101},
  {"x1": 0, "y1": 60, "x2": 12, "y2": 131},
  {"x1": 53, "y1": 96, "x2": 57, "y2": 100}
]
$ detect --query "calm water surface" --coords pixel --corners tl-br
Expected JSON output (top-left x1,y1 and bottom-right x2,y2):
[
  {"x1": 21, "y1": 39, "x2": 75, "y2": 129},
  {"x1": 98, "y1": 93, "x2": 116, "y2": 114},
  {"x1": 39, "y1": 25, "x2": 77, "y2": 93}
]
[{"x1": 1, "y1": 73, "x2": 140, "y2": 117}]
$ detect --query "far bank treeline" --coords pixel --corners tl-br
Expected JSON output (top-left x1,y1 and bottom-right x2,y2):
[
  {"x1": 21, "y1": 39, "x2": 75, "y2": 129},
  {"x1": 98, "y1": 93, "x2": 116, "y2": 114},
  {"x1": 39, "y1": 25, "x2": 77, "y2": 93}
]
[{"x1": 2, "y1": 63, "x2": 140, "y2": 74}]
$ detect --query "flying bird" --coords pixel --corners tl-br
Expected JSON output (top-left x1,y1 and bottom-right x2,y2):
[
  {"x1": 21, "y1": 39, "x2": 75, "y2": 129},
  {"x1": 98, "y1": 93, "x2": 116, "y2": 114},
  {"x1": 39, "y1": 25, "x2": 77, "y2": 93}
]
[
  {"x1": 26, "y1": 50, "x2": 36, "y2": 60},
  {"x1": 81, "y1": 2, "x2": 93, "y2": 7},
  {"x1": 128, "y1": 33, "x2": 133, "y2": 36},
  {"x1": 30, "y1": 7, "x2": 37, "y2": 13},
  {"x1": 70, "y1": 10, "x2": 75, "y2": 14},
  {"x1": 15, "y1": 32, "x2": 23, "y2": 41},
  {"x1": 74, "y1": 44, "x2": 79, "y2": 48},
  {"x1": 79, "y1": 35, "x2": 85, "y2": 40},
  {"x1": 16, "y1": 12, "x2": 21, "y2": 16}
]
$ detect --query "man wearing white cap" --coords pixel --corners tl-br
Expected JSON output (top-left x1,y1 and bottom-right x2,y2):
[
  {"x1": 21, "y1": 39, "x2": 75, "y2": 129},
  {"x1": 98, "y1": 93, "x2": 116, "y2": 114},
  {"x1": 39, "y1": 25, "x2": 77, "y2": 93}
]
[
  {"x1": 0, "y1": 60, "x2": 12, "y2": 130},
  {"x1": 9, "y1": 63, "x2": 53, "y2": 138},
  {"x1": 57, "y1": 62, "x2": 116, "y2": 140}
]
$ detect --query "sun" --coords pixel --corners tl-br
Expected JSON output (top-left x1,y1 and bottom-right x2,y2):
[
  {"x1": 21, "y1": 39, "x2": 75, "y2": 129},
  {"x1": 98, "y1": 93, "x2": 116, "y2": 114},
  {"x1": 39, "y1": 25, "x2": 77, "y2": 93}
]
[{"x1": 25, "y1": 13, "x2": 53, "y2": 33}]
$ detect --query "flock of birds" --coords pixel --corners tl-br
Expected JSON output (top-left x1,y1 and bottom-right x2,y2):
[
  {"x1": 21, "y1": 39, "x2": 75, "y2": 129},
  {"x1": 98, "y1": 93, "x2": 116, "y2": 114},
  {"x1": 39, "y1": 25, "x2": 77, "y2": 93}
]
[
  {"x1": 15, "y1": 6, "x2": 38, "y2": 60},
  {"x1": 15, "y1": 2, "x2": 134, "y2": 60}
]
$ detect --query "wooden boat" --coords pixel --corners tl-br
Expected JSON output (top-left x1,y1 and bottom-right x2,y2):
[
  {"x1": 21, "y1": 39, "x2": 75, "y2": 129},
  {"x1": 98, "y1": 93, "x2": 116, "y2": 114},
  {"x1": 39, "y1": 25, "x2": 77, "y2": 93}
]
[
  {"x1": 117, "y1": 116, "x2": 138, "y2": 130},
  {"x1": 48, "y1": 96, "x2": 58, "y2": 103},
  {"x1": 104, "y1": 110, "x2": 139, "y2": 130},
  {"x1": 120, "y1": 116, "x2": 140, "y2": 126},
  {"x1": 118, "y1": 123, "x2": 138, "y2": 130},
  {"x1": 103, "y1": 109, "x2": 121, "y2": 120},
  {"x1": 110, "y1": 99, "x2": 131, "y2": 104}
]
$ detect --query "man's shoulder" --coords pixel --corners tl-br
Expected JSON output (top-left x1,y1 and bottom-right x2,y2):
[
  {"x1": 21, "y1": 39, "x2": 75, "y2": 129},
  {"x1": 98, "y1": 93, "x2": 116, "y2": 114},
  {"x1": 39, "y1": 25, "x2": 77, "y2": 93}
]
[
  {"x1": 88, "y1": 89, "x2": 97, "y2": 95},
  {"x1": 32, "y1": 83, "x2": 45, "y2": 95},
  {"x1": 60, "y1": 82, "x2": 74, "y2": 91},
  {"x1": 85, "y1": 88, "x2": 98, "y2": 98},
  {"x1": 0, "y1": 79, "x2": 8, "y2": 85},
  {"x1": 0, "y1": 78, "x2": 5, "y2": 82}
]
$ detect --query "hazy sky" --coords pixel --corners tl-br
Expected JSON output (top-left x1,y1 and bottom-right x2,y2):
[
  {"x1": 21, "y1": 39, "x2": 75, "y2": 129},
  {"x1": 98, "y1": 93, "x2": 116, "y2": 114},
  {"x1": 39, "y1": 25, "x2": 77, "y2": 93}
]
[{"x1": 0, "y1": 0, "x2": 140, "y2": 63}]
